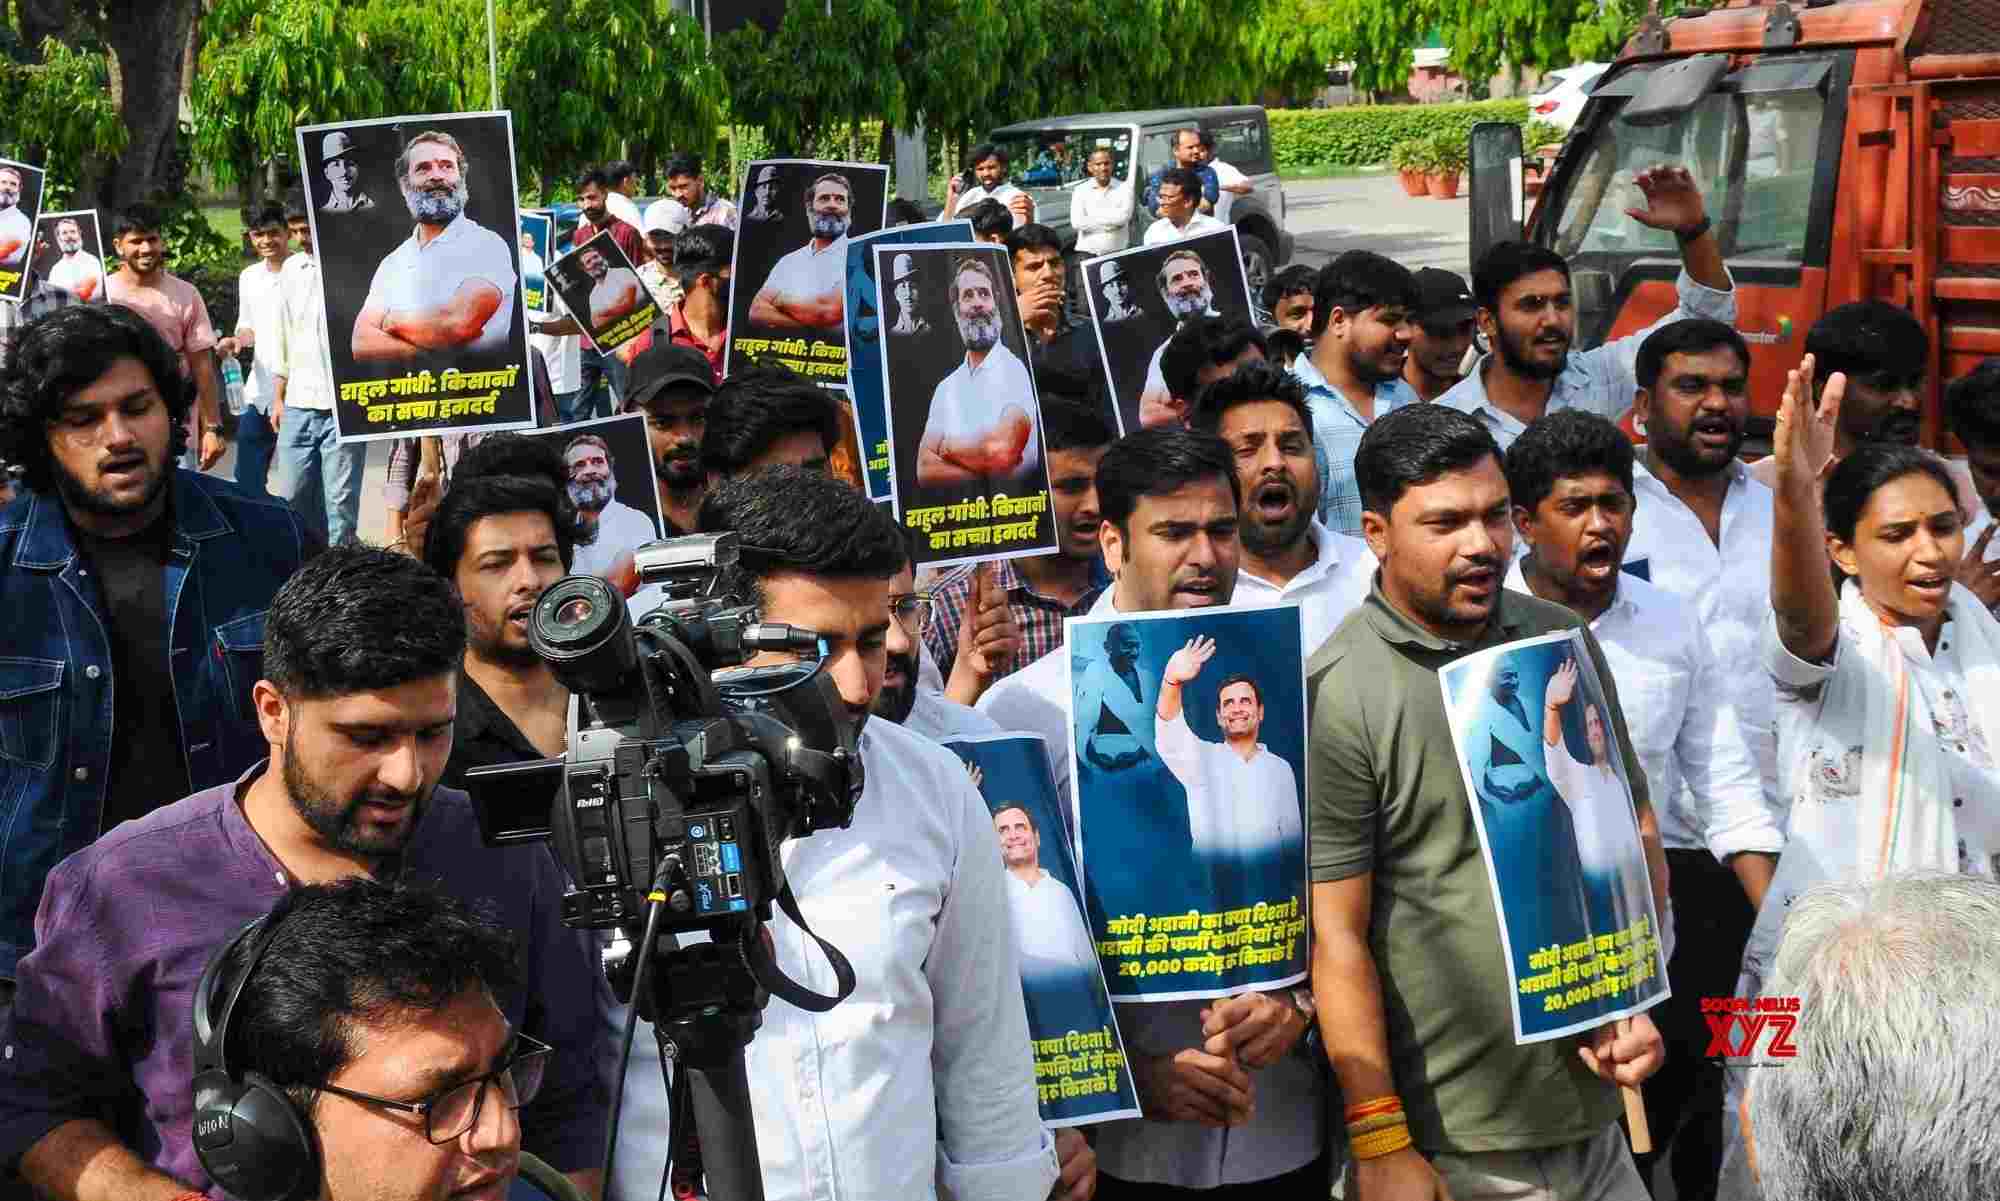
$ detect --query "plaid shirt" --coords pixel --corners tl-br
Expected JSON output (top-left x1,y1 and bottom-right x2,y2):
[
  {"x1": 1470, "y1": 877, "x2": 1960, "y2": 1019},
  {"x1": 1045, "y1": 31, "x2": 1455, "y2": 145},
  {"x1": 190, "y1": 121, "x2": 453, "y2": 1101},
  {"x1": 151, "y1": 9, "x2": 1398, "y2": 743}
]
[
  {"x1": 924, "y1": 558, "x2": 1105, "y2": 686},
  {"x1": 1289, "y1": 353, "x2": 1417, "y2": 537},
  {"x1": 0, "y1": 278, "x2": 79, "y2": 370}
]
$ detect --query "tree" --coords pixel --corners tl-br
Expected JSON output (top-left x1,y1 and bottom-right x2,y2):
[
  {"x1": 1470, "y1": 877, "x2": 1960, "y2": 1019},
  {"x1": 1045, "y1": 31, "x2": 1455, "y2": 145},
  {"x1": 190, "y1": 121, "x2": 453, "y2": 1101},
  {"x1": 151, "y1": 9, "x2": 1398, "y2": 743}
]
[
  {"x1": 709, "y1": 0, "x2": 902, "y2": 156},
  {"x1": 0, "y1": 34, "x2": 125, "y2": 202}
]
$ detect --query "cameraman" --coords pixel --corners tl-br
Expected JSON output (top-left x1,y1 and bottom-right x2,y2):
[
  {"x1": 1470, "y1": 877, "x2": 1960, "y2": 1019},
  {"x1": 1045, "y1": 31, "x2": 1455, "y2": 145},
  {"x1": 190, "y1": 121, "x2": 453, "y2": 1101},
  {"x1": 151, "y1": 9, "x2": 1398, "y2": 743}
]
[
  {"x1": 0, "y1": 547, "x2": 607, "y2": 1200},
  {"x1": 421, "y1": 435, "x2": 594, "y2": 789},
  {"x1": 194, "y1": 878, "x2": 534, "y2": 1201},
  {"x1": 610, "y1": 465, "x2": 1058, "y2": 1201}
]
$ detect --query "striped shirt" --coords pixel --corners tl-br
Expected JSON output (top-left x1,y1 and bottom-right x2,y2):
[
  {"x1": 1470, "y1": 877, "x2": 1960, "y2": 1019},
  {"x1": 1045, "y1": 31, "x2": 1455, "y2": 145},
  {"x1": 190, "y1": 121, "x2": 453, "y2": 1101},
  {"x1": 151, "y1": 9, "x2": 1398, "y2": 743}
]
[{"x1": 924, "y1": 558, "x2": 1105, "y2": 688}]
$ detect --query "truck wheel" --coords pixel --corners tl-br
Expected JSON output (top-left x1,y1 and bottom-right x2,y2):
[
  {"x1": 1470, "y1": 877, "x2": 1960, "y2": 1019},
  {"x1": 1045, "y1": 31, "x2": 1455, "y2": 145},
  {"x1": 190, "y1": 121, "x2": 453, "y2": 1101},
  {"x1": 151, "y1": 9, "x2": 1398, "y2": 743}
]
[{"x1": 1238, "y1": 234, "x2": 1275, "y2": 308}]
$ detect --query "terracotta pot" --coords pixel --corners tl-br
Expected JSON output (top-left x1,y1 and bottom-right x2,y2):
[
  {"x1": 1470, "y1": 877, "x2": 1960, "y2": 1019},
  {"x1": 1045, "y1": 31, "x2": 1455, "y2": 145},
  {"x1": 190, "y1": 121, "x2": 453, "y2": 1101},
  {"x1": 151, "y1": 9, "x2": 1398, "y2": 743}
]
[
  {"x1": 1398, "y1": 168, "x2": 1428, "y2": 197},
  {"x1": 1427, "y1": 171, "x2": 1462, "y2": 199}
]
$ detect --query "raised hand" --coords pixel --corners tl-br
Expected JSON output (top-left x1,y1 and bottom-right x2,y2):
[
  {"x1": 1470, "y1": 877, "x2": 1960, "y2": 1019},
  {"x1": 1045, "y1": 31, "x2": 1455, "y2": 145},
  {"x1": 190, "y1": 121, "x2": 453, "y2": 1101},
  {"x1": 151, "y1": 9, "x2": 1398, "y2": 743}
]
[
  {"x1": 1958, "y1": 521, "x2": 2000, "y2": 609},
  {"x1": 1545, "y1": 657, "x2": 1578, "y2": 710},
  {"x1": 1162, "y1": 635, "x2": 1217, "y2": 688},
  {"x1": 1624, "y1": 164, "x2": 1707, "y2": 233},
  {"x1": 964, "y1": 761, "x2": 984, "y2": 792},
  {"x1": 1773, "y1": 352, "x2": 1841, "y2": 496}
]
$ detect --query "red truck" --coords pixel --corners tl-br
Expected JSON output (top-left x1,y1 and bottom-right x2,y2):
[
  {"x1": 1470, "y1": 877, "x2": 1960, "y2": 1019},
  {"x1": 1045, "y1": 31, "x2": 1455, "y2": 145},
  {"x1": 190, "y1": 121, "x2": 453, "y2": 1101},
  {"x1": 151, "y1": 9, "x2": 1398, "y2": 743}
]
[{"x1": 1472, "y1": 0, "x2": 2000, "y2": 449}]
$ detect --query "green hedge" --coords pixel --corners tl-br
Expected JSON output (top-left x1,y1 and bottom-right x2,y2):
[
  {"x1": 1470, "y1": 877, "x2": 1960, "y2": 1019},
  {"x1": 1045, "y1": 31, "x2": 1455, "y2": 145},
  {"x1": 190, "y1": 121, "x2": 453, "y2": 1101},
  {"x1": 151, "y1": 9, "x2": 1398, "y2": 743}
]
[{"x1": 1269, "y1": 101, "x2": 1534, "y2": 171}]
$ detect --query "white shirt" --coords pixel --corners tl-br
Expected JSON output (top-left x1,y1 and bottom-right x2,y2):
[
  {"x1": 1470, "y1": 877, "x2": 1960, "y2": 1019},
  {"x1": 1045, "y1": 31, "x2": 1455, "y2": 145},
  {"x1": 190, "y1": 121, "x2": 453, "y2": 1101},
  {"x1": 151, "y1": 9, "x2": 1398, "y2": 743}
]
[
  {"x1": 1505, "y1": 564, "x2": 1777, "y2": 863},
  {"x1": 1007, "y1": 868, "x2": 1098, "y2": 978},
  {"x1": 1210, "y1": 159, "x2": 1249, "y2": 222},
  {"x1": 1232, "y1": 520, "x2": 1375, "y2": 654},
  {"x1": 364, "y1": 214, "x2": 518, "y2": 354},
  {"x1": 606, "y1": 190, "x2": 645, "y2": 233},
  {"x1": 272, "y1": 254, "x2": 335, "y2": 411},
  {"x1": 586, "y1": 266, "x2": 643, "y2": 327},
  {"x1": 0, "y1": 206, "x2": 28, "y2": 267},
  {"x1": 234, "y1": 261, "x2": 289, "y2": 411},
  {"x1": 1624, "y1": 460, "x2": 1782, "y2": 824},
  {"x1": 602, "y1": 720, "x2": 1057, "y2": 1201},
  {"x1": 757, "y1": 235, "x2": 848, "y2": 325},
  {"x1": 1142, "y1": 211, "x2": 1226, "y2": 246},
  {"x1": 532, "y1": 329, "x2": 580, "y2": 393},
  {"x1": 1156, "y1": 710, "x2": 1301, "y2": 860},
  {"x1": 520, "y1": 249, "x2": 545, "y2": 280},
  {"x1": 922, "y1": 342, "x2": 1042, "y2": 481},
  {"x1": 906, "y1": 687, "x2": 1003, "y2": 743},
  {"x1": 957, "y1": 183, "x2": 1030, "y2": 228},
  {"x1": 1069, "y1": 180, "x2": 1133, "y2": 257},
  {"x1": 1544, "y1": 729, "x2": 1657, "y2": 944},
  {"x1": 976, "y1": 588, "x2": 1324, "y2": 1189},
  {"x1": 571, "y1": 497, "x2": 658, "y2": 578},
  {"x1": 47, "y1": 251, "x2": 103, "y2": 302}
]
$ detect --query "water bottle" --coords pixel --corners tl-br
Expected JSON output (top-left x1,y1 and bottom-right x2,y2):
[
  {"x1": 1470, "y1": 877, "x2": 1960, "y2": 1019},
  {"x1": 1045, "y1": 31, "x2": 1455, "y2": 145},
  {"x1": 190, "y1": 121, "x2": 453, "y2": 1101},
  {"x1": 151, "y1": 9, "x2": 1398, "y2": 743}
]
[{"x1": 221, "y1": 356, "x2": 245, "y2": 415}]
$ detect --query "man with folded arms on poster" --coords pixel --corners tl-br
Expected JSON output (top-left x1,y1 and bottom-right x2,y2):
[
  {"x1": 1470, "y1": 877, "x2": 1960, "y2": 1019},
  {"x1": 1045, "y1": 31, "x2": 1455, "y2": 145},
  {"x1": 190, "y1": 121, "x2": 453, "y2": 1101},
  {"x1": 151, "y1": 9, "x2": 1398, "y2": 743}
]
[
  {"x1": 918, "y1": 255, "x2": 1040, "y2": 487},
  {"x1": 353, "y1": 130, "x2": 516, "y2": 362},
  {"x1": 581, "y1": 245, "x2": 642, "y2": 330},
  {"x1": 1138, "y1": 250, "x2": 1223, "y2": 428},
  {"x1": 748, "y1": 171, "x2": 851, "y2": 332},
  {"x1": 0, "y1": 165, "x2": 29, "y2": 271},
  {"x1": 1156, "y1": 637, "x2": 1302, "y2": 903}
]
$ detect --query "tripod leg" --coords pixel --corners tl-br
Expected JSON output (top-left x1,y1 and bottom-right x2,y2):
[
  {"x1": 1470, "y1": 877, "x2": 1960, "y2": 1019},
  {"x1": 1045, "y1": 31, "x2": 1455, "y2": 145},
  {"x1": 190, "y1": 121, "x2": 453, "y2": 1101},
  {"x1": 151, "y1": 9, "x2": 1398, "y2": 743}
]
[{"x1": 688, "y1": 1050, "x2": 765, "y2": 1201}]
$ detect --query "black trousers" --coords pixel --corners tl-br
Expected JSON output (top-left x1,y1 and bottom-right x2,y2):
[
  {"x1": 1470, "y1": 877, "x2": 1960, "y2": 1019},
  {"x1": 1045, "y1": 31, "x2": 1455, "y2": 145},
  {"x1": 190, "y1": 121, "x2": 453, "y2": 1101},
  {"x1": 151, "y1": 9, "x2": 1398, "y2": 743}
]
[
  {"x1": 1097, "y1": 1155, "x2": 1330, "y2": 1200},
  {"x1": 1632, "y1": 848, "x2": 1756, "y2": 1201}
]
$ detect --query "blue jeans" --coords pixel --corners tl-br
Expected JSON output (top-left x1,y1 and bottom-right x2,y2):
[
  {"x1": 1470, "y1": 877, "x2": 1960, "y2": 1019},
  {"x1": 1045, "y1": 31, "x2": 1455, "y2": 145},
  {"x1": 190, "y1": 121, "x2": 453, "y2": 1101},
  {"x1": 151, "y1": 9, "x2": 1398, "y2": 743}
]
[
  {"x1": 570, "y1": 347, "x2": 626, "y2": 422},
  {"x1": 233, "y1": 404, "x2": 276, "y2": 495},
  {"x1": 271, "y1": 407, "x2": 364, "y2": 546}
]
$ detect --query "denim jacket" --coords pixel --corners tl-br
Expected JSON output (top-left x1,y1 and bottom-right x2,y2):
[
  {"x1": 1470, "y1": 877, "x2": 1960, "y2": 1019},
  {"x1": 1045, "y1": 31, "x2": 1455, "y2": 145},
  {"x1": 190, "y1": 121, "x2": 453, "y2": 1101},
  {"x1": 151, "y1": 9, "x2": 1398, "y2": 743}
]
[{"x1": 0, "y1": 469, "x2": 313, "y2": 978}]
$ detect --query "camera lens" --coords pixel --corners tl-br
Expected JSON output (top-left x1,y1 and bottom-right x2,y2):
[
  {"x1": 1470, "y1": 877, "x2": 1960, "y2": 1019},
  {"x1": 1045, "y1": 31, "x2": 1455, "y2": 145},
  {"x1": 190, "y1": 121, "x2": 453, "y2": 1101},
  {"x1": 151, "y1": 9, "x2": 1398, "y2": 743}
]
[{"x1": 529, "y1": 576, "x2": 638, "y2": 695}]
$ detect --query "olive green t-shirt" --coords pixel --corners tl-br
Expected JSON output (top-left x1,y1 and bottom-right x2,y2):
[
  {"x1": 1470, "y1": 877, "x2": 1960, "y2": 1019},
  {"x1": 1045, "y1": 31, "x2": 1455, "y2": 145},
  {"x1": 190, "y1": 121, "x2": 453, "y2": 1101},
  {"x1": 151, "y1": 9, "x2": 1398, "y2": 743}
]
[{"x1": 1306, "y1": 584, "x2": 1650, "y2": 1155}]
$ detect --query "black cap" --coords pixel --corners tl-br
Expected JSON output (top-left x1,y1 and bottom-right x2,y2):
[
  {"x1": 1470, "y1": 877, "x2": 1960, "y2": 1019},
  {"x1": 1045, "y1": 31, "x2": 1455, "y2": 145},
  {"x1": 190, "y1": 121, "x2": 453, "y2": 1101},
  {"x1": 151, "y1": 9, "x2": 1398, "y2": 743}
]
[
  {"x1": 1411, "y1": 268, "x2": 1476, "y2": 324},
  {"x1": 623, "y1": 341, "x2": 716, "y2": 412}
]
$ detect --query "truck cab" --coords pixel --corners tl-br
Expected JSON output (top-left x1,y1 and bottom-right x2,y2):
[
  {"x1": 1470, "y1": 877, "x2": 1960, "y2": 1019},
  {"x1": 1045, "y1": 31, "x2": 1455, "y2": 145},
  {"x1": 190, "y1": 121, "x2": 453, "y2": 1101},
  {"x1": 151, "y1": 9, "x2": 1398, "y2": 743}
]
[
  {"x1": 984, "y1": 106, "x2": 1294, "y2": 303},
  {"x1": 1482, "y1": 0, "x2": 2000, "y2": 449}
]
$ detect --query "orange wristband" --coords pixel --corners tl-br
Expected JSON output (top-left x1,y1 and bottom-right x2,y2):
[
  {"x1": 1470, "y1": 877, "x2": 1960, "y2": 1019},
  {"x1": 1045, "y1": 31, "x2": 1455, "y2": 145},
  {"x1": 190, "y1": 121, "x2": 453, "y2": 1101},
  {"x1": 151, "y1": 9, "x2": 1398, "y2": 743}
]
[{"x1": 1344, "y1": 1095, "x2": 1404, "y2": 1121}]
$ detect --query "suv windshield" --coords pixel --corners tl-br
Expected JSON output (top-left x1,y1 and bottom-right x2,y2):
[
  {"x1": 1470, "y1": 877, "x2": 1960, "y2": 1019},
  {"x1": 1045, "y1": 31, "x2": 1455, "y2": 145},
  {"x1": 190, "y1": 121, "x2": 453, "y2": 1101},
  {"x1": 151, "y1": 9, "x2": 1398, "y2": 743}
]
[
  {"x1": 985, "y1": 127, "x2": 1135, "y2": 211},
  {"x1": 1544, "y1": 77, "x2": 1826, "y2": 347}
]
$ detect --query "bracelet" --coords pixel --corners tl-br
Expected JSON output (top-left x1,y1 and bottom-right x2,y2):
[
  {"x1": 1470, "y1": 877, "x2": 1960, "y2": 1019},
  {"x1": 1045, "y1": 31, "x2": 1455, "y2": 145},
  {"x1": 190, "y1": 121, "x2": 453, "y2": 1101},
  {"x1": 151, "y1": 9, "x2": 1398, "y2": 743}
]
[
  {"x1": 1674, "y1": 215, "x2": 1713, "y2": 245},
  {"x1": 1350, "y1": 1124, "x2": 1413, "y2": 1160},
  {"x1": 1346, "y1": 1111, "x2": 1408, "y2": 1136},
  {"x1": 1343, "y1": 1095, "x2": 1404, "y2": 1121}
]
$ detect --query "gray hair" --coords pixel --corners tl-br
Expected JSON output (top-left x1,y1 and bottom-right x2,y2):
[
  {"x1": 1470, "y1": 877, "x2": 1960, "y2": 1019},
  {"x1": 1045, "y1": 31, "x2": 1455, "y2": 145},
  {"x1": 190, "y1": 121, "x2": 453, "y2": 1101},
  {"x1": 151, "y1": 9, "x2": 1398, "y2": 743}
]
[{"x1": 1749, "y1": 873, "x2": 2000, "y2": 1201}]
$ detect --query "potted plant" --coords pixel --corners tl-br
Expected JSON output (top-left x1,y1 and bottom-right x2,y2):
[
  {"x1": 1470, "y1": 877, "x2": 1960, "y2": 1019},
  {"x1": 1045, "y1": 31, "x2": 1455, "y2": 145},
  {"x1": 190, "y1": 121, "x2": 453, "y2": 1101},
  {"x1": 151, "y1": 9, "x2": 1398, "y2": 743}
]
[
  {"x1": 1389, "y1": 139, "x2": 1429, "y2": 197},
  {"x1": 1426, "y1": 131, "x2": 1467, "y2": 199}
]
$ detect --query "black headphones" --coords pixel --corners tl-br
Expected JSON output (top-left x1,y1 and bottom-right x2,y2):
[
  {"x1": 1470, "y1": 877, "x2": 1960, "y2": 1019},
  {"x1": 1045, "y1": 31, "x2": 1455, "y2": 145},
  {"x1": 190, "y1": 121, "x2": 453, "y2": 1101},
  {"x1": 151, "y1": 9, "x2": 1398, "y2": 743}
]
[{"x1": 189, "y1": 914, "x2": 319, "y2": 1201}]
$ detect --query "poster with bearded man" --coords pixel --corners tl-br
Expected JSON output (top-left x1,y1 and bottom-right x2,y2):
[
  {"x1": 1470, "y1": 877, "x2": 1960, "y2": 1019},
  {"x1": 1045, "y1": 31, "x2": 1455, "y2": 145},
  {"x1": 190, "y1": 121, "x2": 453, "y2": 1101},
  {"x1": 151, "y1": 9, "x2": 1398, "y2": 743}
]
[
  {"x1": 0, "y1": 157, "x2": 48, "y2": 304},
  {"x1": 513, "y1": 413, "x2": 665, "y2": 592},
  {"x1": 294, "y1": 112, "x2": 534, "y2": 443},
  {"x1": 31, "y1": 210, "x2": 107, "y2": 304},
  {"x1": 1080, "y1": 228, "x2": 1253, "y2": 435}
]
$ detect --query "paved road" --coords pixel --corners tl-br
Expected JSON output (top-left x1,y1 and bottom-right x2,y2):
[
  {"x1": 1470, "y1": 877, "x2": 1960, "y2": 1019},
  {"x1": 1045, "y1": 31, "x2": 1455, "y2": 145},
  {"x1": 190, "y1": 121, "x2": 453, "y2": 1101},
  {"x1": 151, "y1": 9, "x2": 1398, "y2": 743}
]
[{"x1": 1283, "y1": 171, "x2": 1473, "y2": 278}]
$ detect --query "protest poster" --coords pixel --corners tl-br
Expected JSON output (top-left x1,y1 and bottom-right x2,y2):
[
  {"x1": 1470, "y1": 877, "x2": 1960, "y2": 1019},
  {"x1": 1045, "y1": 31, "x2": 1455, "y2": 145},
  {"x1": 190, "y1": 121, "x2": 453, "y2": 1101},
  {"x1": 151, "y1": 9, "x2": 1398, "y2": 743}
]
[
  {"x1": 294, "y1": 112, "x2": 535, "y2": 443},
  {"x1": 1064, "y1": 604, "x2": 1309, "y2": 1002},
  {"x1": 545, "y1": 230, "x2": 655, "y2": 355},
  {"x1": 0, "y1": 157, "x2": 49, "y2": 304},
  {"x1": 875, "y1": 242, "x2": 1060, "y2": 571},
  {"x1": 514, "y1": 413, "x2": 664, "y2": 587},
  {"x1": 1079, "y1": 229, "x2": 1253, "y2": 435},
  {"x1": 519, "y1": 210, "x2": 552, "y2": 315},
  {"x1": 942, "y1": 733, "x2": 1141, "y2": 1128},
  {"x1": 31, "y1": 210, "x2": 106, "y2": 304},
  {"x1": 844, "y1": 218, "x2": 972, "y2": 501},
  {"x1": 1438, "y1": 629, "x2": 1669, "y2": 1043}
]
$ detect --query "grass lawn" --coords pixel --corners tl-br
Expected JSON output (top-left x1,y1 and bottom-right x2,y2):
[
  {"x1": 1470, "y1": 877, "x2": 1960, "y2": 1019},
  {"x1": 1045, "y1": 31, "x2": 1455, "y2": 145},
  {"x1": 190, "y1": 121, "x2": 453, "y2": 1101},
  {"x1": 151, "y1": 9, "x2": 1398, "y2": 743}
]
[
  {"x1": 1278, "y1": 163, "x2": 1392, "y2": 181},
  {"x1": 200, "y1": 201, "x2": 245, "y2": 248}
]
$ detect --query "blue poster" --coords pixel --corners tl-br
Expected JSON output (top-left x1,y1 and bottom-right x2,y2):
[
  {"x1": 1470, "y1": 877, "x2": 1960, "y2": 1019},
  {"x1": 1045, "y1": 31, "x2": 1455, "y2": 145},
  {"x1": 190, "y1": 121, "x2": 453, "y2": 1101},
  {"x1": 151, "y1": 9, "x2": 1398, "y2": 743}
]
[
  {"x1": 1439, "y1": 629, "x2": 1669, "y2": 1043},
  {"x1": 844, "y1": 219, "x2": 972, "y2": 500},
  {"x1": 519, "y1": 210, "x2": 552, "y2": 315},
  {"x1": 943, "y1": 733, "x2": 1141, "y2": 1128},
  {"x1": 1064, "y1": 604, "x2": 1309, "y2": 1002}
]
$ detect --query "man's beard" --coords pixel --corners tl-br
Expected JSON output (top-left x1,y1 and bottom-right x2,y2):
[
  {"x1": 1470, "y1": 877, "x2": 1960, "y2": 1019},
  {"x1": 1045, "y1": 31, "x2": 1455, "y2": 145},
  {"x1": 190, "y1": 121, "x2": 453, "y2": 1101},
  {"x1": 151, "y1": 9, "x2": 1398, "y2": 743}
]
[
  {"x1": 1240, "y1": 472, "x2": 1314, "y2": 556},
  {"x1": 469, "y1": 607, "x2": 541, "y2": 669},
  {"x1": 1649, "y1": 414, "x2": 1744, "y2": 478},
  {"x1": 1862, "y1": 408, "x2": 1923, "y2": 446},
  {"x1": 1166, "y1": 285, "x2": 1214, "y2": 321},
  {"x1": 1493, "y1": 321, "x2": 1567, "y2": 381},
  {"x1": 872, "y1": 650, "x2": 919, "y2": 724},
  {"x1": 52, "y1": 445, "x2": 169, "y2": 519},
  {"x1": 568, "y1": 478, "x2": 612, "y2": 512},
  {"x1": 282, "y1": 724, "x2": 429, "y2": 861},
  {"x1": 657, "y1": 447, "x2": 702, "y2": 490},
  {"x1": 59, "y1": 239, "x2": 80, "y2": 255},
  {"x1": 958, "y1": 311, "x2": 1001, "y2": 352},
  {"x1": 403, "y1": 178, "x2": 469, "y2": 225},
  {"x1": 811, "y1": 213, "x2": 849, "y2": 240}
]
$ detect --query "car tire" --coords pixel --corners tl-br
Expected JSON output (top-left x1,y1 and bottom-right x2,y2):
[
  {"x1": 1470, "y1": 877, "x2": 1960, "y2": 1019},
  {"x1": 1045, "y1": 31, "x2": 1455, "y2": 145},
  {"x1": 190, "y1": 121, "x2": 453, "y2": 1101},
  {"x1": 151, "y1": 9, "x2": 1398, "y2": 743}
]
[{"x1": 1238, "y1": 233, "x2": 1275, "y2": 311}]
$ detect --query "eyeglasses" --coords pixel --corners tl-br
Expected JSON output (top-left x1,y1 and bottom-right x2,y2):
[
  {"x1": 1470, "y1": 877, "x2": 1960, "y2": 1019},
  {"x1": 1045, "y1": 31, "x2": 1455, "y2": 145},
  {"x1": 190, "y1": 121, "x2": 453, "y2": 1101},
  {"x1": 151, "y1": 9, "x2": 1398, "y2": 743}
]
[
  {"x1": 314, "y1": 1032, "x2": 552, "y2": 1144},
  {"x1": 889, "y1": 592, "x2": 933, "y2": 639}
]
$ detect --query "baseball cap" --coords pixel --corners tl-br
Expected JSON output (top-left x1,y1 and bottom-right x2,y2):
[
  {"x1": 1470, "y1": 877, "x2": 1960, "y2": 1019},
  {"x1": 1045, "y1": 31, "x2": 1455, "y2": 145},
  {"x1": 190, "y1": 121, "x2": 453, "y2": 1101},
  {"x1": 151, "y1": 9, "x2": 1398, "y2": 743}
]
[
  {"x1": 623, "y1": 342, "x2": 716, "y2": 412},
  {"x1": 644, "y1": 198, "x2": 691, "y2": 237},
  {"x1": 1411, "y1": 268, "x2": 1476, "y2": 325}
]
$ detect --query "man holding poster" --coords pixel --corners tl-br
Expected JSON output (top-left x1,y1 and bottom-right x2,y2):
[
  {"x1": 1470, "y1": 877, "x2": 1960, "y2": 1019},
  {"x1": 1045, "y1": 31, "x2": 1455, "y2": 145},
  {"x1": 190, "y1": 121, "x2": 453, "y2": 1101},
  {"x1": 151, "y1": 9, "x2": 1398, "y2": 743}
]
[{"x1": 1306, "y1": 403, "x2": 1664, "y2": 1201}]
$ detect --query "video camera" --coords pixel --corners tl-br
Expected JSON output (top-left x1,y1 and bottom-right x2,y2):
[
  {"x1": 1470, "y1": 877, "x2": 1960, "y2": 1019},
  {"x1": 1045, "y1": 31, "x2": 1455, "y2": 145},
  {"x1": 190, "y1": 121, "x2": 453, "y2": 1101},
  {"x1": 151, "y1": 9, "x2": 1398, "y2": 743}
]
[{"x1": 462, "y1": 531, "x2": 863, "y2": 937}]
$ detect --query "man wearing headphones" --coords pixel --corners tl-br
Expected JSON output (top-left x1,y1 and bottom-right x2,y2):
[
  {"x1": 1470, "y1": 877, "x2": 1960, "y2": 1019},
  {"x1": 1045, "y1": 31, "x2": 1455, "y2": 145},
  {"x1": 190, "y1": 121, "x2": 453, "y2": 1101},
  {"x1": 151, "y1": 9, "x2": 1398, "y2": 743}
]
[
  {"x1": 190, "y1": 878, "x2": 531, "y2": 1201},
  {"x1": 0, "y1": 547, "x2": 606, "y2": 1201}
]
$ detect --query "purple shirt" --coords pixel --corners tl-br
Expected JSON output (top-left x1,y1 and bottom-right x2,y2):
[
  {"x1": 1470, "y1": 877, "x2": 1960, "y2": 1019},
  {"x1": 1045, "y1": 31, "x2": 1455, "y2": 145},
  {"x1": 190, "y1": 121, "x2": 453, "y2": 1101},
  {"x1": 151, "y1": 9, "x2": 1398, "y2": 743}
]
[{"x1": 0, "y1": 765, "x2": 607, "y2": 1193}]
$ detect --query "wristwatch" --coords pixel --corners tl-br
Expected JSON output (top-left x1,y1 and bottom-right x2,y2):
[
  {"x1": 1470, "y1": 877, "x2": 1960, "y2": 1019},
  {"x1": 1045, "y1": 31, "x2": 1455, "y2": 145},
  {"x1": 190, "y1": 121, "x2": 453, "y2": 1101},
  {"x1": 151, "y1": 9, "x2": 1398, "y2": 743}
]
[
  {"x1": 1291, "y1": 986, "x2": 1322, "y2": 1059},
  {"x1": 1674, "y1": 216, "x2": 1713, "y2": 245}
]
